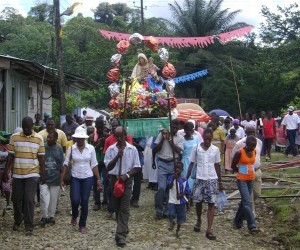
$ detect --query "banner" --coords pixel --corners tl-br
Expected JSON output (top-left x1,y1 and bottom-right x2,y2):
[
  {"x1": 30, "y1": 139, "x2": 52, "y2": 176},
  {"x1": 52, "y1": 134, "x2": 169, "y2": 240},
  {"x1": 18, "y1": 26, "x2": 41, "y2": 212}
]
[
  {"x1": 165, "y1": 69, "x2": 208, "y2": 84},
  {"x1": 99, "y1": 26, "x2": 253, "y2": 48}
]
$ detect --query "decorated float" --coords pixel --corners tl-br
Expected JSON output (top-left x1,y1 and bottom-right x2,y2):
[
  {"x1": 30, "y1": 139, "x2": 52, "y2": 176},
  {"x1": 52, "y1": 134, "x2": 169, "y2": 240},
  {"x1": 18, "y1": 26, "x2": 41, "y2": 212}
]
[{"x1": 101, "y1": 26, "x2": 252, "y2": 137}]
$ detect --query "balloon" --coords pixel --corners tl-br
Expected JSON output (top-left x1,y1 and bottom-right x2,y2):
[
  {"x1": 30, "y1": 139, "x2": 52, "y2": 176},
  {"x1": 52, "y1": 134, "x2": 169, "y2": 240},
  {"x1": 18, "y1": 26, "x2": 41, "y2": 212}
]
[
  {"x1": 158, "y1": 48, "x2": 169, "y2": 62},
  {"x1": 129, "y1": 33, "x2": 144, "y2": 45},
  {"x1": 110, "y1": 54, "x2": 122, "y2": 67},
  {"x1": 117, "y1": 40, "x2": 130, "y2": 54},
  {"x1": 108, "y1": 82, "x2": 120, "y2": 97},
  {"x1": 145, "y1": 36, "x2": 158, "y2": 51},
  {"x1": 162, "y1": 63, "x2": 176, "y2": 78},
  {"x1": 107, "y1": 68, "x2": 120, "y2": 82},
  {"x1": 109, "y1": 98, "x2": 118, "y2": 110},
  {"x1": 166, "y1": 78, "x2": 175, "y2": 95}
]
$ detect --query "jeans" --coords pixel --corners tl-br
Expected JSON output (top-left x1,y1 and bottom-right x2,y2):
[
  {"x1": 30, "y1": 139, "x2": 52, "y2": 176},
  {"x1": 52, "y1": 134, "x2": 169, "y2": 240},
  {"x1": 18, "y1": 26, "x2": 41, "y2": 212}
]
[
  {"x1": 11, "y1": 177, "x2": 39, "y2": 231},
  {"x1": 107, "y1": 176, "x2": 115, "y2": 213},
  {"x1": 234, "y1": 179, "x2": 256, "y2": 229},
  {"x1": 110, "y1": 175, "x2": 132, "y2": 241},
  {"x1": 93, "y1": 162, "x2": 108, "y2": 205},
  {"x1": 154, "y1": 160, "x2": 174, "y2": 216},
  {"x1": 285, "y1": 129, "x2": 298, "y2": 156},
  {"x1": 131, "y1": 171, "x2": 143, "y2": 203},
  {"x1": 39, "y1": 184, "x2": 60, "y2": 219},
  {"x1": 168, "y1": 203, "x2": 186, "y2": 225},
  {"x1": 70, "y1": 176, "x2": 93, "y2": 228}
]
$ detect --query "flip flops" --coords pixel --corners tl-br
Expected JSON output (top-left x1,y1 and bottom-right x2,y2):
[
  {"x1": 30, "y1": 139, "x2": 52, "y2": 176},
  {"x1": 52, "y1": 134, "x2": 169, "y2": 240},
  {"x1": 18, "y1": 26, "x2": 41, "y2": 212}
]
[{"x1": 206, "y1": 232, "x2": 216, "y2": 240}]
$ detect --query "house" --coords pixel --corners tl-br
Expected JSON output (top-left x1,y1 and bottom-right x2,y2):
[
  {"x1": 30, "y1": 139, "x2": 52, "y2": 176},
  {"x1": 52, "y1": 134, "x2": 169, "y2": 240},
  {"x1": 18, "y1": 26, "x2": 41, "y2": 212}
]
[{"x1": 0, "y1": 54, "x2": 100, "y2": 133}]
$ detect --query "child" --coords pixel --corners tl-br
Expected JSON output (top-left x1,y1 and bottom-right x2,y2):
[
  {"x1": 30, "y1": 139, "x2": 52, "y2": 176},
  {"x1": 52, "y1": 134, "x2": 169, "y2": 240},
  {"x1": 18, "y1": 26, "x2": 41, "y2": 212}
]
[
  {"x1": 39, "y1": 131, "x2": 64, "y2": 227},
  {"x1": 224, "y1": 129, "x2": 240, "y2": 173},
  {"x1": 167, "y1": 162, "x2": 190, "y2": 237}
]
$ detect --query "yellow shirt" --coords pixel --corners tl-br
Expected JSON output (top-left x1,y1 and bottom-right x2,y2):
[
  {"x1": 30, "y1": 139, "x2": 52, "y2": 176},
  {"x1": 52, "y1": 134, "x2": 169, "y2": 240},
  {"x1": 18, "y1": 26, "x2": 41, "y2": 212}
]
[
  {"x1": 66, "y1": 140, "x2": 74, "y2": 151},
  {"x1": 38, "y1": 129, "x2": 67, "y2": 148},
  {"x1": 212, "y1": 127, "x2": 225, "y2": 148},
  {"x1": 9, "y1": 131, "x2": 45, "y2": 178}
]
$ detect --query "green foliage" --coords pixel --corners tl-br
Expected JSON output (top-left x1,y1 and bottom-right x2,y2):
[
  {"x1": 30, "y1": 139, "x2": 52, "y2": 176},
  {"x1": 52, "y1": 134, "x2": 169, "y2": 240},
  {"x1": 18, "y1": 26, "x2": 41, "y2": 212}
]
[
  {"x1": 52, "y1": 93, "x2": 78, "y2": 124},
  {"x1": 79, "y1": 87, "x2": 111, "y2": 110},
  {"x1": 260, "y1": 3, "x2": 300, "y2": 46},
  {"x1": 28, "y1": 3, "x2": 53, "y2": 23}
]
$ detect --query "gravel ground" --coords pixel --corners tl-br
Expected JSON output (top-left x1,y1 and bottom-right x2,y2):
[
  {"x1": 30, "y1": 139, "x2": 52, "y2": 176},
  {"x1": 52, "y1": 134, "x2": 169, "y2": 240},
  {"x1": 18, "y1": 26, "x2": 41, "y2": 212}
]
[{"x1": 0, "y1": 182, "x2": 283, "y2": 250}]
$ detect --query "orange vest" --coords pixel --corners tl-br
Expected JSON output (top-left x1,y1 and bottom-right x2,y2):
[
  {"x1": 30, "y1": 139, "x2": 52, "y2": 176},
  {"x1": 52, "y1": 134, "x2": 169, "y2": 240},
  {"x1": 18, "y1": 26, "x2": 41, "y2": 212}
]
[{"x1": 236, "y1": 148, "x2": 256, "y2": 181}]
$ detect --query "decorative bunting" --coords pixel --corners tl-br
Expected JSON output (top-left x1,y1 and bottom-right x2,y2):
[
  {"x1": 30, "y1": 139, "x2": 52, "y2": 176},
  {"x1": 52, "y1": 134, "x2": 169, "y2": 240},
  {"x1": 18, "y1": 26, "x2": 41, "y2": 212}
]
[
  {"x1": 165, "y1": 69, "x2": 208, "y2": 84},
  {"x1": 99, "y1": 26, "x2": 253, "y2": 48}
]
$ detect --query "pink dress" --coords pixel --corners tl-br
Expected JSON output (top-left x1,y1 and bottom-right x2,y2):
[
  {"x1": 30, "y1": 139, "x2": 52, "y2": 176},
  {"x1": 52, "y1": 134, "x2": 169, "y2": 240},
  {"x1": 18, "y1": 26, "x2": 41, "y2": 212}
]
[{"x1": 225, "y1": 135, "x2": 239, "y2": 171}]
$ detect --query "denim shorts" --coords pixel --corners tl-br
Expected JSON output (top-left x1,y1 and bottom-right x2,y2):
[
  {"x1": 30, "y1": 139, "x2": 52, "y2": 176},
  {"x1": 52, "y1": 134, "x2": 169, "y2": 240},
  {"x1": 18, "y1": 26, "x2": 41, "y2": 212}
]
[{"x1": 167, "y1": 203, "x2": 186, "y2": 225}]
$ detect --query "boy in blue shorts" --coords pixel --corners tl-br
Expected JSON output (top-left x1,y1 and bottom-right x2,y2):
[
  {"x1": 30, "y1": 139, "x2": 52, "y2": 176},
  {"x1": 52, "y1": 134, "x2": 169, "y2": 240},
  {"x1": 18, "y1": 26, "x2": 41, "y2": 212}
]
[{"x1": 167, "y1": 162, "x2": 190, "y2": 237}]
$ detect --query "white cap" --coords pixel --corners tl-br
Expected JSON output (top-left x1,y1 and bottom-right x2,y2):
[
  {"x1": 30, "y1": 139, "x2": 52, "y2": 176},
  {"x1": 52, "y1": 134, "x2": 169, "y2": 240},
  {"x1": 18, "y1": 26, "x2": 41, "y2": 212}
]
[{"x1": 288, "y1": 106, "x2": 295, "y2": 112}]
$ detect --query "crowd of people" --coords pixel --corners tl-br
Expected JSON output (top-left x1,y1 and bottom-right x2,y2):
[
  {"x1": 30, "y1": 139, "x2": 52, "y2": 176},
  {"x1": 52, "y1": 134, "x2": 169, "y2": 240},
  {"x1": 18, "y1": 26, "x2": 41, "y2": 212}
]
[{"x1": 0, "y1": 106, "x2": 299, "y2": 247}]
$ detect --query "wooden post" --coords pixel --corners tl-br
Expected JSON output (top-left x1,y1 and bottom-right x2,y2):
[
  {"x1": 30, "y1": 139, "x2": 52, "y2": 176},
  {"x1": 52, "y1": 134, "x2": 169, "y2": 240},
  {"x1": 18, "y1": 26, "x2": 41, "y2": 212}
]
[{"x1": 230, "y1": 56, "x2": 242, "y2": 120}]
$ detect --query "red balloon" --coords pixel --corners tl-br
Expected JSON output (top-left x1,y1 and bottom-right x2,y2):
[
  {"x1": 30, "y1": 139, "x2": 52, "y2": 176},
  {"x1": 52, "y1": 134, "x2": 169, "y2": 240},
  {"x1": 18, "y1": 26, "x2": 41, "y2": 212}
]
[
  {"x1": 107, "y1": 68, "x2": 120, "y2": 82},
  {"x1": 162, "y1": 62, "x2": 176, "y2": 78},
  {"x1": 145, "y1": 36, "x2": 158, "y2": 51},
  {"x1": 117, "y1": 40, "x2": 130, "y2": 54}
]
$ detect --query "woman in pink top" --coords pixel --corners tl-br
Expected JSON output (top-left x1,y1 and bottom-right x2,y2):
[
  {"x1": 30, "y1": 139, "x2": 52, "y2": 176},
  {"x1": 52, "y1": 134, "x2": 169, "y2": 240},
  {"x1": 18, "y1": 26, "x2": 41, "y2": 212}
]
[
  {"x1": 224, "y1": 129, "x2": 239, "y2": 172},
  {"x1": 262, "y1": 111, "x2": 276, "y2": 161}
]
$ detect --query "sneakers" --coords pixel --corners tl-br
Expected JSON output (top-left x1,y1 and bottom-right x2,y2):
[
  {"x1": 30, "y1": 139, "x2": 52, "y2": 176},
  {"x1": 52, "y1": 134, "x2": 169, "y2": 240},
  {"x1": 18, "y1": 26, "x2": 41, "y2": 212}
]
[
  {"x1": 79, "y1": 227, "x2": 87, "y2": 234},
  {"x1": 105, "y1": 212, "x2": 113, "y2": 219},
  {"x1": 93, "y1": 204, "x2": 101, "y2": 211},
  {"x1": 71, "y1": 217, "x2": 77, "y2": 226},
  {"x1": 25, "y1": 230, "x2": 33, "y2": 236},
  {"x1": 168, "y1": 220, "x2": 175, "y2": 231},
  {"x1": 116, "y1": 238, "x2": 126, "y2": 247},
  {"x1": 13, "y1": 223, "x2": 20, "y2": 231},
  {"x1": 39, "y1": 218, "x2": 47, "y2": 228},
  {"x1": 47, "y1": 217, "x2": 55, "y2": 225},
  {"x1": 130, "y1": 201, "x2": 139, "y2": 208},
  {"x1": 6, "y1": 204, "x2": 12, "y2": 210}
]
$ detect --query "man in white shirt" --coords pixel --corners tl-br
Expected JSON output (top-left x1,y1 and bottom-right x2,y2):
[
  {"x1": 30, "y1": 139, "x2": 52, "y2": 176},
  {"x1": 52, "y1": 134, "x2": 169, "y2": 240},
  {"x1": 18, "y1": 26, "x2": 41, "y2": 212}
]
[
  {"x1": 241, "y1": 113, "x2": 257, "y2": 131},
  {"x1": 104, "y1": 126, "x2": 141, "y2": 247},
  {"x1": 231, "y1": 125, "x2": 262, "y2": 217},
  {"x1": 281, "y1": 106, "x2": 300, "y2": 157},
  {"x1": 186, "y1": 128, "x2": 223, "y2": 240},
  {"x1": 230, "y1": 119, "x2": 245, "y2": 139}
]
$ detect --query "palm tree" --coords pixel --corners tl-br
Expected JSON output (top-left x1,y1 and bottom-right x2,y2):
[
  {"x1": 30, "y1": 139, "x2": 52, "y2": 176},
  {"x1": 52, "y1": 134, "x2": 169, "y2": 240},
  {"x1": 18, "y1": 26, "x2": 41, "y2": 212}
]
[
  {"x1": 166, "y1": 0, "x2": 247, "y2": 36},
  {"x1": 165, "y1": 0, "x2": 253, "y2": 115}
]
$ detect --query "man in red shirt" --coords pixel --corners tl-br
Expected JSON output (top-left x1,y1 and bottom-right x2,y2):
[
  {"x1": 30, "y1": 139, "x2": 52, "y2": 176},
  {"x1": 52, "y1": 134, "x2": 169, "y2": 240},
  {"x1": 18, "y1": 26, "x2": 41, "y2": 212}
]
[{"x1": 262, "y1": 111, "x2": 276, "y2": 161}]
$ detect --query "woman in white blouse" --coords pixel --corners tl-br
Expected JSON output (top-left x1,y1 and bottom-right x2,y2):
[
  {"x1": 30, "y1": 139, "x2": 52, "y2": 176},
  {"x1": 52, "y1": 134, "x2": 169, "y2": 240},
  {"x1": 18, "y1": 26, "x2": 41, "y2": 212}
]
[{"x1": 61, "y1": 126, "x2": 101, "y2": 234}]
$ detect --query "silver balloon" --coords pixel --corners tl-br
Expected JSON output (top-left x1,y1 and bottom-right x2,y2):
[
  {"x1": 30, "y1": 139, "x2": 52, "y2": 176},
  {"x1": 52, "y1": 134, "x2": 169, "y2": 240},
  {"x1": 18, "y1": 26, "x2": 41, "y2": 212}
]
[
  {"x1": 110, "y1": 54, "x2": 122, "y2": 65},
  {"x1": 129, "y1": 33, "x2": 144, "y2": 45},
  {"x1": 158, "y1": 48, "x2": 169, "y2": 62},
  {"x1": 108, "y1": 82, "x2": 120, "y2": 97},
  {"x1": 166, "y1": 78, "x2": 175, "y2": 94}
]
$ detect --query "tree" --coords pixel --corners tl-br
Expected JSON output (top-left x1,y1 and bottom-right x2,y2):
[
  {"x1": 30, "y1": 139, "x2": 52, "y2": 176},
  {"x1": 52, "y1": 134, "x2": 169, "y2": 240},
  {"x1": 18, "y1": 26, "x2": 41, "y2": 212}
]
[
  {"x1": 28, "y1": 3, "x2": 53, "y2": 23},
  {"x1": 166, "y1": 0, "x2": 247, "y2": 36},
  {"x1": 260, "y1": 3, "x2": 300, "y2": 46}
]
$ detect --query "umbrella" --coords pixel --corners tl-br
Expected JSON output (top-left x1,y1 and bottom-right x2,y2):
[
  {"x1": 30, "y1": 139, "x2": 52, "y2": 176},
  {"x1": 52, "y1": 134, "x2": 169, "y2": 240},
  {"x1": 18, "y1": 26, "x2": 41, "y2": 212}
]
[
  {"x1": 177, "y1": 109, "x2": 211, "y2": 123},
  {"x1": 208, "y1": 109, "x2": 230, "y2": 117},
  {"x1": 177, "y1": 103, "x2": 205, "y2": 112}
]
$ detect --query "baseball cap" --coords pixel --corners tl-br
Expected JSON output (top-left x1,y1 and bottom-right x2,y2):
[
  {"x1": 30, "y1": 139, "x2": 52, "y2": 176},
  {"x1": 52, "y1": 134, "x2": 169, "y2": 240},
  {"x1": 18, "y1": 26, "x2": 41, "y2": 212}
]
[
  {"x1": 288, "y1": 106, "x2": 295, "y2": 112},
  {"x1": 85, "y1": 115, "x2": 94, "y2": 121}
]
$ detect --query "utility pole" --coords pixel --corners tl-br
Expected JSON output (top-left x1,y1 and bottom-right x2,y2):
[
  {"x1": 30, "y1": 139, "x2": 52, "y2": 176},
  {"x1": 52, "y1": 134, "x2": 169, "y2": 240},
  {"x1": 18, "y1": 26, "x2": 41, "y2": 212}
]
[
  {"x1": 141, "y1": 0, "x2": 145, "y2": 50},
  {"x1": 54, "y1": 0, "x2": 66, "y2": 116}
]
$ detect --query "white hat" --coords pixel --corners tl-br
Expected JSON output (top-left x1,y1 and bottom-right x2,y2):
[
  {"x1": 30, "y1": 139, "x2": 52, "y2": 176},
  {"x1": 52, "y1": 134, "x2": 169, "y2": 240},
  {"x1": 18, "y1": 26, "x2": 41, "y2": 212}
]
[
  {"x1": 187, "y1": 119, "x2": 195, "y2": 128},
  {"x1": 72, "y1": 126, "x2": 89, "y2": 139},
  {"x1": 288, "y1": 106, "x2": 295, "y2": 112}
]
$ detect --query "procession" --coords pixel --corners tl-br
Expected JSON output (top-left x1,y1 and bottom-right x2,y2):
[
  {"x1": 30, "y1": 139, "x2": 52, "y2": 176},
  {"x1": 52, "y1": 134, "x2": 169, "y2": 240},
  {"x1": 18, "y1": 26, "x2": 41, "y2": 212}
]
[{"x1": 1, "y1": 0, "x2": 300, "y2": 249}]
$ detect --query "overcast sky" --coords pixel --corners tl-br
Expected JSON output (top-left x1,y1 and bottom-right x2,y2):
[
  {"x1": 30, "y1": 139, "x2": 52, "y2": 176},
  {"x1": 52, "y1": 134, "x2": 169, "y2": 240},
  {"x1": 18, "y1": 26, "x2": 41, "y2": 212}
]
[{"x1": 1, "y1": 0, "x2": 299, "y2": 30}]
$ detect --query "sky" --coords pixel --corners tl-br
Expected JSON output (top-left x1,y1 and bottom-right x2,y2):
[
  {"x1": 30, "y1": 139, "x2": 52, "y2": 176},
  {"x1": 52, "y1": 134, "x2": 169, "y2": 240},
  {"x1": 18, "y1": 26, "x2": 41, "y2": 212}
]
[{"x1": 1, "y1": 0, "x2": 299, "y2": 30}]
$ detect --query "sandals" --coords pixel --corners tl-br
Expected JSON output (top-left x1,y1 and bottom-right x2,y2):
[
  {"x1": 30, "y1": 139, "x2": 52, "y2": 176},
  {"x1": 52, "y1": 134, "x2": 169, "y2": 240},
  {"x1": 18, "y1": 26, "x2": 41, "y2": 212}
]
[
  {"x1": 206, "y1": 232, "x2": 216, "y2": 240},
  {"x1": 193, "y1": 222, "x2": 201, "y2": 232}
]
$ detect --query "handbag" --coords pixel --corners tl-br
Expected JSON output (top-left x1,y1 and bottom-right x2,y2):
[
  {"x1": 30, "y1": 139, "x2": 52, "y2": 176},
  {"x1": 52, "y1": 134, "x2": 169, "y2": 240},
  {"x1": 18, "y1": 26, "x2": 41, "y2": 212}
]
[
  {"x1": 63, "y1": 146, "x2": 73, "y2": 185},
  {"x1": 113, "y1": 147, "x2": 125, "y2": 198}
]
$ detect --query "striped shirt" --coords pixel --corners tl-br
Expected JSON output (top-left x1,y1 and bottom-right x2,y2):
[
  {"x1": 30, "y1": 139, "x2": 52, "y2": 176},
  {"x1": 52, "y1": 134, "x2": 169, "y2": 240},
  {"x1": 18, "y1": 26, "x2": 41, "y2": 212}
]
[{"x1": 9, "y1": 131, "x2": 45, "y2": 178}]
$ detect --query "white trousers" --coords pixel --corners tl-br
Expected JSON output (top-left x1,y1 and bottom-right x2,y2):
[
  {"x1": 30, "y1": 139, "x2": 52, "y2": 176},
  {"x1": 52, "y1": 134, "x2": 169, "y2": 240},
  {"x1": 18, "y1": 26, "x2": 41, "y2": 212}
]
[{"x1": 39, "y1": 184, "x2": 60, "y2": 218}]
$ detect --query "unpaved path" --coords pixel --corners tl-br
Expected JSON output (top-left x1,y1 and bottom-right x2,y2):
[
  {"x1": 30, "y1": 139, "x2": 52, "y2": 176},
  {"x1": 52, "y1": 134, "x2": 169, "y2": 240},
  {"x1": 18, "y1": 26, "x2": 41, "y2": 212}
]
[{"x1": 0, "y1": 183, "x2": 282, "y2": 249}]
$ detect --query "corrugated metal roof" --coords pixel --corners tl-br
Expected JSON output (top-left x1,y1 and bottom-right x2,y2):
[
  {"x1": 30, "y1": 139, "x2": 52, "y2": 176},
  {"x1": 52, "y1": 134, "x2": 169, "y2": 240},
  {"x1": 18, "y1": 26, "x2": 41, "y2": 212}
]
[{"x1": 0, "y1": 54, "x2": 100, "y2": 89}]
